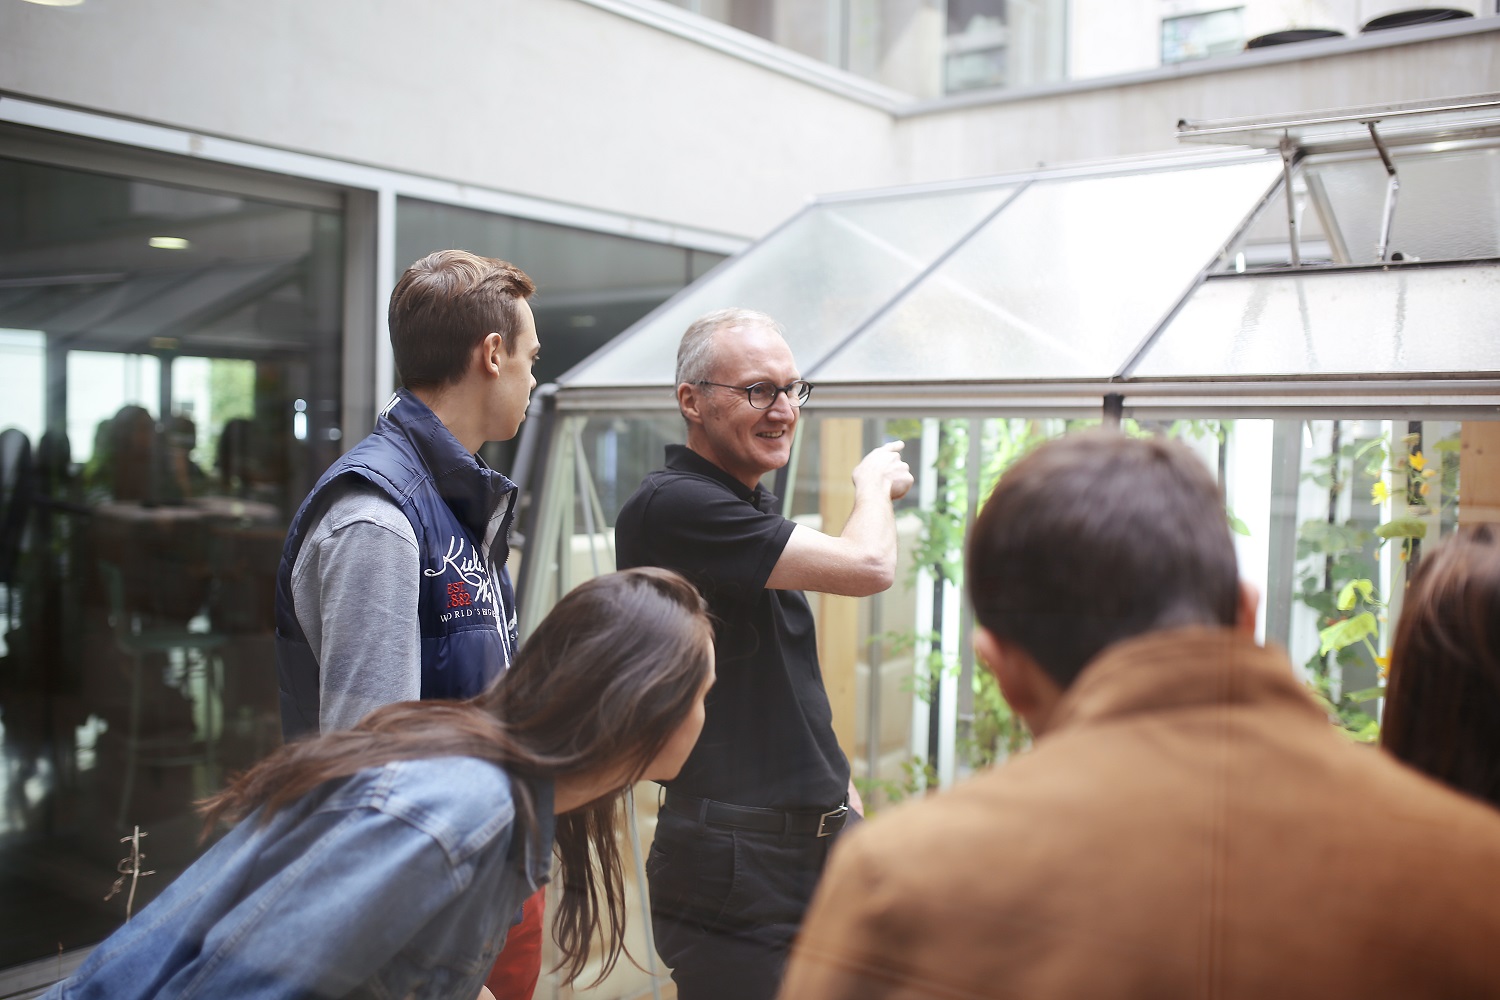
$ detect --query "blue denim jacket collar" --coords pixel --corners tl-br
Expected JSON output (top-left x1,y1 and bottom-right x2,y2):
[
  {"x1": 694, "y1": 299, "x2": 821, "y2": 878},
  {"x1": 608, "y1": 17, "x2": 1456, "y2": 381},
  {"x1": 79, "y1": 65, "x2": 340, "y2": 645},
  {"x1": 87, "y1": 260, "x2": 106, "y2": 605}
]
[{"x1": 516, "y1": 776, "x2": 556, "y2": 890}]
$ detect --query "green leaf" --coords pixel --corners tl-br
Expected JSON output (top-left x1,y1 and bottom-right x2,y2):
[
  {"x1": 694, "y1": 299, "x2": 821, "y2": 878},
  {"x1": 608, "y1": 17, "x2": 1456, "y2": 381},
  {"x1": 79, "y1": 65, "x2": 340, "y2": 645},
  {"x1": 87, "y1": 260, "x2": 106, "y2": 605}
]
[
  {"x1": 1375, "y1": 517, "x2": 1428, "y2": 540},
  {"x1": 1319, "y1": 612, "x2": 1379, "y2": 656},
  {"x1": 1335, "y1": 578, "x2": 1375, "y2": 611},
  {"x1": 1433, "y1": 436, "x2": 1462, "y2": 453},
  {"x1": 1344, "y1": 685, "x2": 1386, "y2": 703},
  {"x1": 1227, "y1": 511, "x2": 1250, "y2": 537}
]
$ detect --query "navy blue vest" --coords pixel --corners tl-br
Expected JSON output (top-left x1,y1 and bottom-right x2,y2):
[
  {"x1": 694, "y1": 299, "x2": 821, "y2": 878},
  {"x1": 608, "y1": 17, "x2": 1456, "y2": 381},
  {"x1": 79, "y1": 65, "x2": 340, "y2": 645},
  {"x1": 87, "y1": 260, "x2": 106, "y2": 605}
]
[{"x1": 275, "y1": 390, "x2": 519, "y2": 740}]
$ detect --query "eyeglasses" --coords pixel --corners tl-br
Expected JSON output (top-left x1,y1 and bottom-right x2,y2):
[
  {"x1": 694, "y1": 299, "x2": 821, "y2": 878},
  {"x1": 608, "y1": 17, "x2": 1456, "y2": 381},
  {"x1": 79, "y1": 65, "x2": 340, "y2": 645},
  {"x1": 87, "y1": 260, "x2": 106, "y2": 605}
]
[{"x1": 696, "y1": 380, "x2": 814, "y2": 409}]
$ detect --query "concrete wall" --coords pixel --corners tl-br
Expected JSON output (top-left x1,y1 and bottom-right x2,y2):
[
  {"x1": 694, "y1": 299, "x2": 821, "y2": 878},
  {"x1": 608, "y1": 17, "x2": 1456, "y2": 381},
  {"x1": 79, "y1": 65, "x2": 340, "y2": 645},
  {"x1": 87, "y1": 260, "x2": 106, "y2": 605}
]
[
  {"x1": 895, "y1": 30, "x2": 1500, "y2": 182},
  {"x1": 0, "y1": 0, "x2": 899, "y2": 238},
  {"x1": 3, "y1": 1, "x2": 1497, "y2": 237}
]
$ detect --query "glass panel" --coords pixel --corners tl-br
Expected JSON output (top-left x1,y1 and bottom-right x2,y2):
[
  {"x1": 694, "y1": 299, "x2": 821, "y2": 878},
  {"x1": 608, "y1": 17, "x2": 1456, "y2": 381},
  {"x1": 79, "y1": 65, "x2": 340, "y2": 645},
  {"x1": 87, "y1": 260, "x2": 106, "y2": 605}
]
[
  {"x1": 1136, "y1": 265, "x2": 1500, "y2": 378},
  {"x1": 1312, "y1": 146, "x2": 1500, "y2": 264},
  {"x1": 660, "y1": 0, "x2": 948, "y2": 97},
  {"x1": 1267, "y1": 418, "x2": 1469, "y2": 742},
  {"x1": 1215, "y1": 168, "x2": 1335, "y2": 271},
  {"x1": 521, "y1": 403, "x2": 1491, "y2": 999},
  {"x1": 1220, "y1": 145, "x2": 1500, "y2": 271},
  {"x1": 0, "y1": 330, "x2": 45, "y2": 442},
  {"x1": 396, "y1": 198, "x2": 717, "y2": 391},
  {"x1": 1162, "y1": 8, "x2": 1246, "y2": 64},
  {"x1": 0, "y1": 157, "x2": 342, "y2": 970},
  {"x1": 818, "y1": 159, "x2": 1279, "y2": 382},
  {"x1": 946, "y1": 0, "x2": 1067, "y2": 92},
  {"x1": 563, "y1": 185, "x2": 1017, "y2": 387},
  {"x1": 517, "y1": 409, "x2": 688, "y2": 999}
]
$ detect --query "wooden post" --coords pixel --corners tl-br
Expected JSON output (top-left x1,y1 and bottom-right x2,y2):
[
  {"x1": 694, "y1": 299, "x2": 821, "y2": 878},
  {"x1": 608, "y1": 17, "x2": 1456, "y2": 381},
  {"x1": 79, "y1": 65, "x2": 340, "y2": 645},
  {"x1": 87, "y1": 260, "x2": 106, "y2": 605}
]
[
  {"x1": 817, "y1": 418, "x2": 864, "y2": 765},
  {"x1": 1460, "y1": 422, "x2": 1500, "y2": 525}
]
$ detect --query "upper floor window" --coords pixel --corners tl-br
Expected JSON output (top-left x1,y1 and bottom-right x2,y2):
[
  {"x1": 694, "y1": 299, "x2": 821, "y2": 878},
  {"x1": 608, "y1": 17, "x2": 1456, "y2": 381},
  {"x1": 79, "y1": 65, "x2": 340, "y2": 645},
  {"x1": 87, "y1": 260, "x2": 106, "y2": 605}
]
[{"x1": 657, "y1": 0, "x2": 1493, "y2": 97}]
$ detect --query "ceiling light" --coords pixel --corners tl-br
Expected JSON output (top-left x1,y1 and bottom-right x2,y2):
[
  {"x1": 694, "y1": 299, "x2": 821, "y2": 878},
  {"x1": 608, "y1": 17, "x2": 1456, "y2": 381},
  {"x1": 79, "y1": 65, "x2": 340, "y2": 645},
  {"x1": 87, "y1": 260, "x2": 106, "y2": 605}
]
[
  {"x1": 148, "y1": 236, "x2": 191, "y2": 250},
  {"x1": 22, "y1": 0, "x2": 86, "y2": 6}
]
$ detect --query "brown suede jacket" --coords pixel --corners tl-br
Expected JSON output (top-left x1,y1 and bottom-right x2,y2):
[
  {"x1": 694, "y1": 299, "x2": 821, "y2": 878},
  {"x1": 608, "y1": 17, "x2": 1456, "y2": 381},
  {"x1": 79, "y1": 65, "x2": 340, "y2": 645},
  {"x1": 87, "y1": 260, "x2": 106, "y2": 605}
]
[{"x1": 780, "y1": 628, "x2": 1500, "y2": 999}]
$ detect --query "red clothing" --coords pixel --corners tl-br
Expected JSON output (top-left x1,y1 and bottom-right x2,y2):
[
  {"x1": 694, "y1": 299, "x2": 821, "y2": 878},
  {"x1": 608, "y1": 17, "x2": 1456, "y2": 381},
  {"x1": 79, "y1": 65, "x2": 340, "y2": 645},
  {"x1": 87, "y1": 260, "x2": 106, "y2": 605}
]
[{"x1": 485, "y1": 888, "x2": 545, "y2": 998}]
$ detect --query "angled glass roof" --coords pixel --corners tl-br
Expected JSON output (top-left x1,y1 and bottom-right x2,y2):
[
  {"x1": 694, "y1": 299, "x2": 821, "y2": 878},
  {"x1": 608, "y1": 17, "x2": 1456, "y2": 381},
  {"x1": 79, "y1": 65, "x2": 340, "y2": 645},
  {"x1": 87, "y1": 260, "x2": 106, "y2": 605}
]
[
  {"x1": 812, "y1": 159, "x2": 1277, "y2": 382},
  {"x1": 559, "y1": 95, "x2": 1500, "y2": 407},
  {"x1": 1217, "y1": 145, "x2": 1500, "y2": 271},
  {"x1": 1135, "y1": 263, "x2": 1500, "y2": 379},
  {"x1": 565, "y1": 184, "x2": 1018, "y2": 386}
]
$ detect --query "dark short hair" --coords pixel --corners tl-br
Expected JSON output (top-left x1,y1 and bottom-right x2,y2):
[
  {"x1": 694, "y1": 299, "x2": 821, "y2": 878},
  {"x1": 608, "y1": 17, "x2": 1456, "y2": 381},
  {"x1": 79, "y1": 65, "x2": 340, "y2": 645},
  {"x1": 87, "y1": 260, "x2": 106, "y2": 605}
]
[
  {"x1": 388, "y1": 250, "x2": 535, "y2": 390},
  {"x1": 967, "y1": 430, "x2": 1240, "y2": 688},
  {"x1": 1381, "y1": 524, "x2": 1500, "y2": 809}
]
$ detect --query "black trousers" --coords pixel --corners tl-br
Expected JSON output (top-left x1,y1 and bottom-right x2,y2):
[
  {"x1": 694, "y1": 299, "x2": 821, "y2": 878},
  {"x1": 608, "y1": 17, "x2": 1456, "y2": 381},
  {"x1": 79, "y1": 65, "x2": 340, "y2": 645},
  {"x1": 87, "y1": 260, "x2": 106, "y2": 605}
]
[{"x1": 646, "y1": 806, "x2": 860, "y2": 1000}]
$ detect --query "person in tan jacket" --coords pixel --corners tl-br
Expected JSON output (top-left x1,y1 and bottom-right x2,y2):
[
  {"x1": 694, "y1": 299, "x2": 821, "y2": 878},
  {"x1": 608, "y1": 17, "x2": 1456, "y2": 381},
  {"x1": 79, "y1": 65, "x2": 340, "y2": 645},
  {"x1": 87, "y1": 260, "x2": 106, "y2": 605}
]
[{"x1": 779, "y1": 430, "x2": 1500, "y2": 999}]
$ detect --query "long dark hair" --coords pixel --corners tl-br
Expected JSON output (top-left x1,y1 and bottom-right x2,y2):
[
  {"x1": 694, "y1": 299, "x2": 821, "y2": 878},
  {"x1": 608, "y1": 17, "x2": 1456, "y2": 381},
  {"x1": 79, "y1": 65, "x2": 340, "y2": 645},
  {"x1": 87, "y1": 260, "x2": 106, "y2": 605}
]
[
  {"x1": 1382, "y1": 524, "x2": 1500, "y2": 809},
  {"x1": 200, "y1": 567, "x2": 712, "y2": 983}
]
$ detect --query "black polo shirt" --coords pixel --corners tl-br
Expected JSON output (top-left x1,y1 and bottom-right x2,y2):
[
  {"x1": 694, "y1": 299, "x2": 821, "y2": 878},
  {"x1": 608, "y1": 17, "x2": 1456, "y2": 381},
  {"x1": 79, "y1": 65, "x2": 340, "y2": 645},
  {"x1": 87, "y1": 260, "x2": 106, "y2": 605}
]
[{"x1": 615, "y1": 445, "x2": 848, "y2": 811}]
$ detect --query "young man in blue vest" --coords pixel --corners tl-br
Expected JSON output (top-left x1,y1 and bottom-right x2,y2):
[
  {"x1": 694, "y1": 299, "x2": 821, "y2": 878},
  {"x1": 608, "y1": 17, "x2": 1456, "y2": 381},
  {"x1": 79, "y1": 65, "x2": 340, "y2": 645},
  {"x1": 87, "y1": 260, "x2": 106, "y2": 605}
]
[{"x1": 274, "y1": 249, "x2": 542, "y2": 996}]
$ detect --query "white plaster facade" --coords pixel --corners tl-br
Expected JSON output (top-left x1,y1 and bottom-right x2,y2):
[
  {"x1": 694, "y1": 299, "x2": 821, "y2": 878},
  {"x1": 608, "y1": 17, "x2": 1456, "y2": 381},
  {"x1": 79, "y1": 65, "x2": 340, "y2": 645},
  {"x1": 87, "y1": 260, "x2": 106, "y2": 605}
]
[{"x1": 3, "y1": 0, "x2": 1497, "y2": 239}]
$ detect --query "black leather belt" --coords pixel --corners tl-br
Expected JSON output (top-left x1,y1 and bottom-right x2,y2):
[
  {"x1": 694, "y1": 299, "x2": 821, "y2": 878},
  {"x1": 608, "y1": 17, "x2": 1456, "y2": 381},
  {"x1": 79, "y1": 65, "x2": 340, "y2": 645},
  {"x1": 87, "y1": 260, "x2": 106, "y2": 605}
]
[{"x1": 663, "y1": 790, "x2": 850, "y2": 837}]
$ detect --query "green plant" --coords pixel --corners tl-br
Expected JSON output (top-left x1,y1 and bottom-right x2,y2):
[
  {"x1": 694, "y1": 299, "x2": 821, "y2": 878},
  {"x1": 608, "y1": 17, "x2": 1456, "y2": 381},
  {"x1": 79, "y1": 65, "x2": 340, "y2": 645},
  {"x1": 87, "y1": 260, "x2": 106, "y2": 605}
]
[
  {"x1": 1294, "y1": 426, "x2": 1460, "y2": 742},
  {"x1": 873, "y1": 417, "x2": 1275, "y2": 804},
  {"x1": 1295, "y1": 428, "x2": 1386, "y2": 741},
  {"x1": 963, "y1": 666, "x2": 1030, "y2": 769},
  {"x1": 855, "y1": 755, "x2": 939, "y2": 809},
  {"x1": 1370, "y1": 434, "x2": 1461, "y2": 559},
  {"x1": 1309, "y1": 577, "x2": 1386, "y2": 743}
]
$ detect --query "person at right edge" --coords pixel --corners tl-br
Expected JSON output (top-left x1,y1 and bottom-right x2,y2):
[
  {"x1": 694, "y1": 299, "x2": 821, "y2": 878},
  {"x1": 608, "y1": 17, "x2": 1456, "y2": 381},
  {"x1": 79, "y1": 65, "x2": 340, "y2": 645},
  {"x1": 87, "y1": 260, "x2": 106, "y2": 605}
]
[
  {"x1": 614, "y1": 307, "x2": 913, "y2": 1000},
  {"x1": 778, "y1": 430, "x2": 1500, "y2": 999}
]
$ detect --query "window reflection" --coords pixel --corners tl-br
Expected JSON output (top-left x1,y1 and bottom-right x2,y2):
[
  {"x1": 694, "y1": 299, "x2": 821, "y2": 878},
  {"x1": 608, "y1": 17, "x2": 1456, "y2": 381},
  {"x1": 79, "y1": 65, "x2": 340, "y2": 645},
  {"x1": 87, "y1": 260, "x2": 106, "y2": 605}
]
[
  {"x1": 395, "y1": 196, "x2": 725, "y2": 480},
  {"x1": 0, "y1": 157, "x2": 342, "y2": 969},
  {"x1": 655, "y1": 1, "x2": 1485, "y2": 95}
]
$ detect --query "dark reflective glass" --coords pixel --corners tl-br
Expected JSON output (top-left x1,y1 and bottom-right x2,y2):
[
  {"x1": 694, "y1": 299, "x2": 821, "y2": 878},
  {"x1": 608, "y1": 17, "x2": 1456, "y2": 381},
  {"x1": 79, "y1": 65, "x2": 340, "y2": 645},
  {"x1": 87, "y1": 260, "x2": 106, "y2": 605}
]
[
  {"x1": 396, "y1": 197, "x2": 725, "y2": 390},
  {"x1": 0, "y1": 157, "x2": 343, "y2": 969}
]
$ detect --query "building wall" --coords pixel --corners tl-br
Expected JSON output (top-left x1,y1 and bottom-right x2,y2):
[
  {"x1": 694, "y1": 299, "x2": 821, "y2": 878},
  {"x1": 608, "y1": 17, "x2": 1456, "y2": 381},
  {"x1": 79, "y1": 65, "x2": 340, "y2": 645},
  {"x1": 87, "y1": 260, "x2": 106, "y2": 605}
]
[
  {"x1": 0, "y1": 0, "x2": 899, "y2": 238},
  {"x1": 895, "y1": 30, "x2": 1500, "y2": 182},
  {"x1": 3, "y1": 2, "x2": 1497, "y2": 238}
]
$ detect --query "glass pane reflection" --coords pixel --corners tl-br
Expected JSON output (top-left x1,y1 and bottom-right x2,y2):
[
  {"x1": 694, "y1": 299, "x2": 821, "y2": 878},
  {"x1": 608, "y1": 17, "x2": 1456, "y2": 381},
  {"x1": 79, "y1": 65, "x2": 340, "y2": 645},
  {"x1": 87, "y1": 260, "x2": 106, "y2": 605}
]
[
  {"x1": 562, "y1": 186, "x2": 1018, "y2": 387},
  {"x1": 816, "y1": 159, "x2": 1279, "y2": 382},
  {"x1": 0, "y1": 157, "x2": 343, "y2": 969},
  {"x1": 396, "y1": 198, "x2": 724, "y2": 392},
  {"x1": 1220, "y1": 145, "x2": 1500, "y2": 271},
  {"x1": 1135, "y1": 265, "x2": 1500, "y2": 378}
]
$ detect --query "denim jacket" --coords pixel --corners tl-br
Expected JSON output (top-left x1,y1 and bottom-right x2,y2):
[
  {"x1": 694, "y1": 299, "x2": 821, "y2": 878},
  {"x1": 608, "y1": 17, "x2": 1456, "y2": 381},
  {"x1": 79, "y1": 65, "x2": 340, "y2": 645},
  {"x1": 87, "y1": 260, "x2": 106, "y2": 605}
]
[{"x1": 47, "y1": 758, "x2": 553, "y2": 1000}]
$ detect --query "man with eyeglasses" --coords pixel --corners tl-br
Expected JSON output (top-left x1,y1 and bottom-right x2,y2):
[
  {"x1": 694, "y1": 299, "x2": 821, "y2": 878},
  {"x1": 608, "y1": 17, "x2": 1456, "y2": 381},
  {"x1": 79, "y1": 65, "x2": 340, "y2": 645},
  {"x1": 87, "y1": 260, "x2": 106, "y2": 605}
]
[{"x1": 615, "y1": 307, "x2": 913, "y2": 1000}]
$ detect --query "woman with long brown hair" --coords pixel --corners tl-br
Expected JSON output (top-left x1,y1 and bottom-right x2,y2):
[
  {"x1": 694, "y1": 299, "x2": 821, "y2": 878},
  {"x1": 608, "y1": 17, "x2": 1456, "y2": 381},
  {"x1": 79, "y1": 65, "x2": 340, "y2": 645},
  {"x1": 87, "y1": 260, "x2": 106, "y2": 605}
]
[
  {"x1": 47, "y1": 567, "x2": 715, "y2": 1000},
  {"x1": 1382, "y1": 523, "x2": 1500, "y2": 809}
]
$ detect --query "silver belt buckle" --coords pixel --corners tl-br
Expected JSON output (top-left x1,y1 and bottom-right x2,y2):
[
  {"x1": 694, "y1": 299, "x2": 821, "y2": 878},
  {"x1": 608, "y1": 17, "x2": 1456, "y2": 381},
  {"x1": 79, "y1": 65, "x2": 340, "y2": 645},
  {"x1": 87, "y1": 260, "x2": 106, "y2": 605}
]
[{"x1": 816, "y1": 803, "x2": 848, "y2": 838}]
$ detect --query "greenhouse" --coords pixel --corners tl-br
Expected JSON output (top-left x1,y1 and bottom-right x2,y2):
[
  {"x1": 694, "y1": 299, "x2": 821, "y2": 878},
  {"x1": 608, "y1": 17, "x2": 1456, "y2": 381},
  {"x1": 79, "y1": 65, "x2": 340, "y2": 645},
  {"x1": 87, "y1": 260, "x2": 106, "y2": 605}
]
[
  {"x1": 508, "y1": 92, "x2": 1500, "y2": 992},
  {"x1": 521, "y1": 88, "x2": 1498, "y2": 759}
]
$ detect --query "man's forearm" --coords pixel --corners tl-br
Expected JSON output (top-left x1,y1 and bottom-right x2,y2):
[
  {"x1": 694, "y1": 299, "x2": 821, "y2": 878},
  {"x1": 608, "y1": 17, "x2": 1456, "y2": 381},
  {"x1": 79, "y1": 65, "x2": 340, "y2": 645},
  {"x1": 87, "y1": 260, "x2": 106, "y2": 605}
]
[
  {"x1": 834, "y1": 484, "x2": 900, "y2": 590},
  {"x1": 766, "y1": 442, "x2": 911, "y2": 596}
]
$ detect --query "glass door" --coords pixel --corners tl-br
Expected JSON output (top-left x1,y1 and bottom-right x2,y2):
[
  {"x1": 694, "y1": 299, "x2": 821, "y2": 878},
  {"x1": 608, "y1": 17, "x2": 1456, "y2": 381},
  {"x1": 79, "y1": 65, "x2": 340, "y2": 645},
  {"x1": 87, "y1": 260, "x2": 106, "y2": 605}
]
[{"x1": 0, "y1": 155, "x2": 344, "y2": 969}]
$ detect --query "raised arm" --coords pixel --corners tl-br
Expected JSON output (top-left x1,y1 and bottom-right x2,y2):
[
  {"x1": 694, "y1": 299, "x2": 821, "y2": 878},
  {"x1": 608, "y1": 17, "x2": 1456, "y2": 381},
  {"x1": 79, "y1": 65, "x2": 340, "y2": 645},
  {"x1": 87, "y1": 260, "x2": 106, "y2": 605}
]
[{"x1": 766, "y1": 441, "x2": 913, "y2": 597}]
